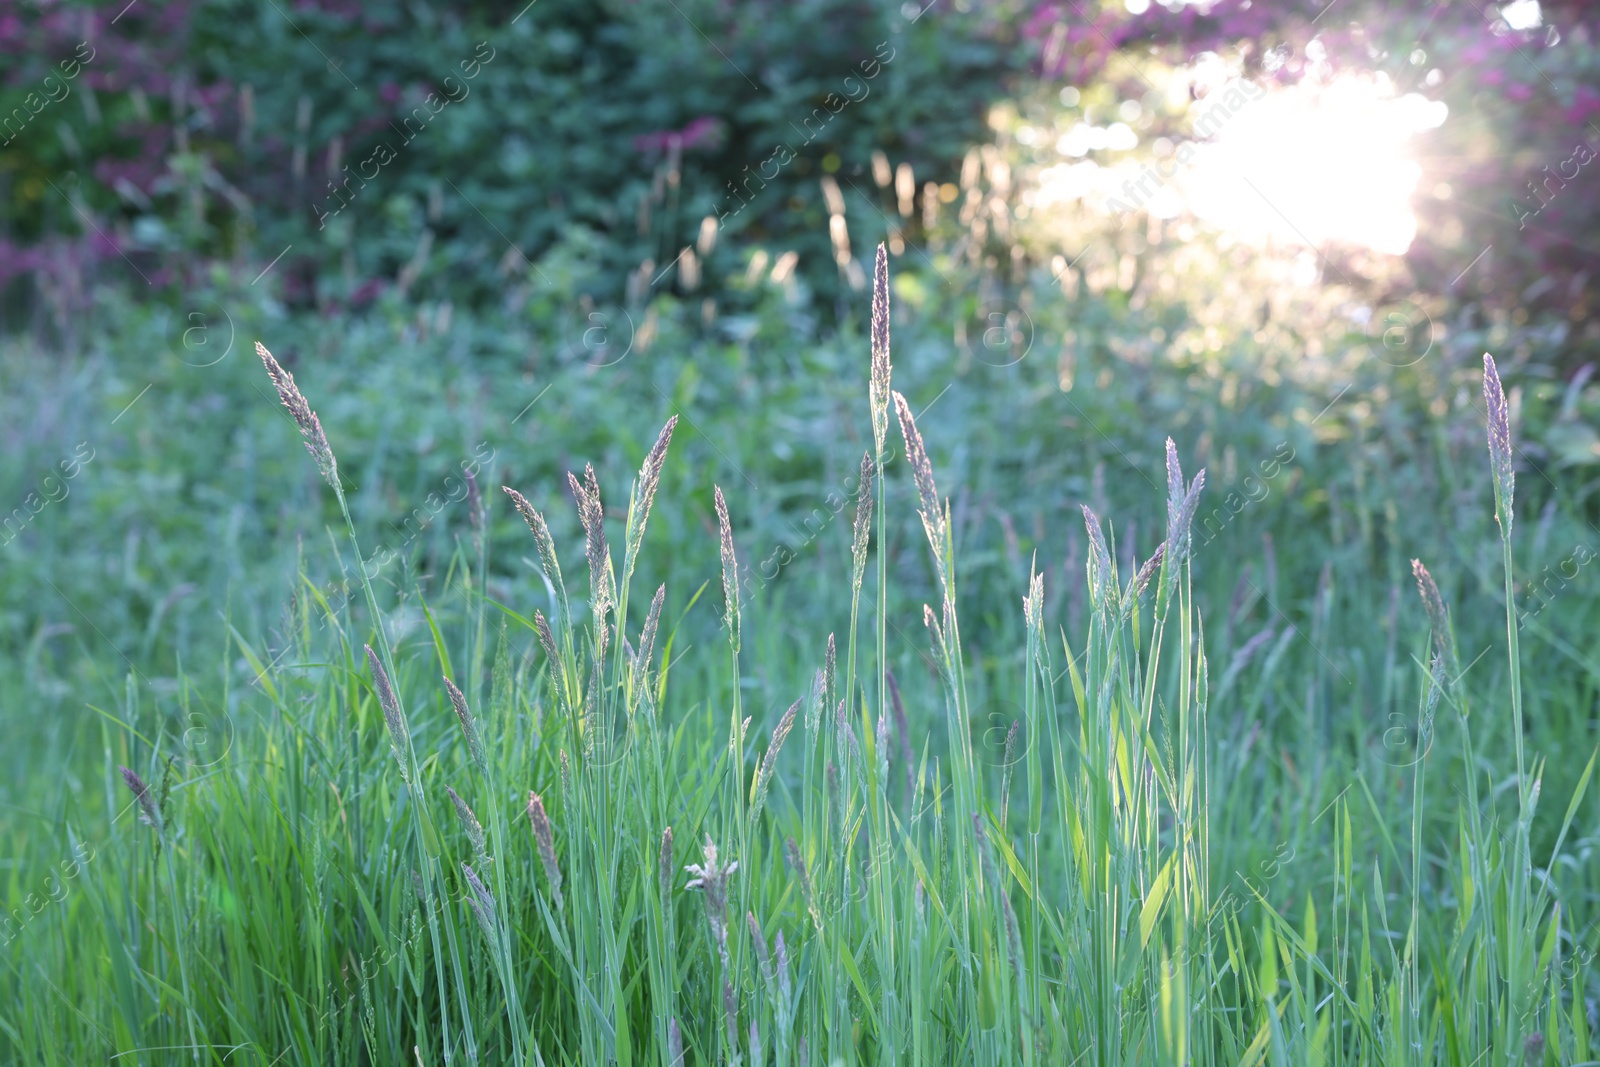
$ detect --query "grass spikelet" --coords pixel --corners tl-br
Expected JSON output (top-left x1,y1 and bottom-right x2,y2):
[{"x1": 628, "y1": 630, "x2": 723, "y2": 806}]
[
  {"x1": 365, "y1": 644, "x2": 410, "y2": 781},
  {"x1": 640, "y1": 583, "x2": 666, "y2": 658},
  {"x1": 625, "y1": 416, "x2": 678, "y2": 578},
  {"x1": 526, "y1": 790, "x2": 563, "y2": 910},
  {"x1": 1134, "y1": 541, "x2": 1165, "y2": 600},
  {"x1": 870, "y1": 243, "x2": 892, "y2": 455},
  {"x1": 892, "y1": 391, "x2": 942, "y2": 534},
  {"x1": 714, "y1": 485, "x2": 740, "y2": 653},
  {"x1": 120, "y1": 766, "x2": 163, "y2": 834},
  {"x1": 1483, "y1": 352, "x2": 1515, "y2": 537},
  {"x1": 256, "y1": 342, "x2": 338, "y2": 489},
  {"x1": 785, "y1": 837, "x2": 822, "y2": 931},
  {"x1": 892, "y1": 390, "x2": 949, "y2": 595},
  {"x1": 1410, "y1": 559, "x2": 1459, "y2": 684},
  {"x1": 851, "y1": 452, "x2": 874, "y2": 592},
  {"x1": 1079, "y1": 505, "x2": 1114, "y2": 612},
  {"x1": 819, "y1": 633, "x2": 836, "y2": 729},
  {"x1": 443, "y1": 677, "x2": 487, "y2": 776},
  {"x1": 461, "y1": 862, "x2": 496, "y2": 941},
  {"x1": 685, "y1": 835, "x2": 738, "y2": 966},
  {"x1": 503, "y1": 486, "x2": 570, "y2": 625},
  {"x1": 570, "y1": 464, "x2": 615, "y2": 649},
  {"x1": 445, "y1": 786, "x2": 489, "y2": 868},
  {"x1": 750, "y1": 696, "x2": 799, "y2": 823}
]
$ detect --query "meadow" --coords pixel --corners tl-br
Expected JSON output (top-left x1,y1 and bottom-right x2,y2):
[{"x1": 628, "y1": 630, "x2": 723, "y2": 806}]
[{"x1": 2, "y1": 226, "x2": 1599, "y2": 1065}]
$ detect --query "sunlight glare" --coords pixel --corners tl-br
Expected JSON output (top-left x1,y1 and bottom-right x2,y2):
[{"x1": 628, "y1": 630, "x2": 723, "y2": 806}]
[{"x1": 1185, "y1": 73, "x2": 1445, "y2": 254}]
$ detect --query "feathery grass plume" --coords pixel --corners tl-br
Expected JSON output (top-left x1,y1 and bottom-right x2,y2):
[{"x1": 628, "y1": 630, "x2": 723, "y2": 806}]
[
  {"x1": 892, "y1": 391, "x2": 948, "y2": 592},
  {"x1": 533, "y1": 611, "x2": 559, "y2": 671},
  {"x1": 120, "y1": 766, "x2": 163, "y2": 835},
  {"x1": 1000, "y1": 720, "x2": 1020, "y2": 824},
  {"x1": 922, "y1": 602, "x2": 948, "y2": 666},
  {"x1": 365, "y1": 645, "x2": 410, "y2": 781},
  {"x1": 503, "y1": 486, "x2": 570, "y2": 623},
  {"x1": 869, "y1": 243, "x2": 892, "y2": 455},
  {"x1": 570, "y1": 465, "x2": 615, "y2": 654},
  {"x1": 667, "y1": 1019, "x2": 684, "y2": 1067},
  {"x1": 714, "y1": 485, "x2": 741, "y2": 653},
  {"x1": 884, "y1": 667, "x2": 914, "y2": 805},
  {"x1": 461, "y1": 862, "x2": 496, "y2": 941},
  {"x1": 1410, "y1": 559, "x2": 1459, "y2": 684},
  {"x1": 850, "y1": 452, "x2": 874, "y2": 590},
  {"x1": 443, "y1": 677, "x2": 486, "y2": 776},
  {"x1": 526, "y1": 791, "x2": 563, "y2": 909},
  {"x1": 750, "y1": 697, "x2": 800, "y2": 823},
  {"x1": 1080, "y1": 505, "x2": 1114, "y2": 612},
  {"x1": 1483, "y1": 353, "x2": 1515, "y2": 537},
  {"x1": 685, "y1": 835, "x2": 738, "y2": 966},
  {"x1": 1164, "y1": 440, "x2": 1207, "y2": 569},
  {"x1": 825, "y1": 633, "x2": 838, "y2": 726},
  {"x1": 784, "y1": 836, "x2": 822, "y2": 931},
  {"x1": 1166, "y1": 437, "x2": 1184, "y2": 512},
  {"x1": 1134, "y1": 541, "x2": 1165, "y2": 600},
  {"x1": 445, "y1": 786, "x2": 489, "y2": 868},
  {"x1": 256, "y1": 342, "x2": 338, "y2": 489},
  {"x1": 625, "y1": 416, "x2": 678, "y2": 571},
  {"x1": 775, "y1": 931, "x2": 791, "y2": 1002}
]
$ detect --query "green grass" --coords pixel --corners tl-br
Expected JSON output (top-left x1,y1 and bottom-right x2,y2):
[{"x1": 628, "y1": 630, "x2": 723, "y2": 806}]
[{"x1": 3, "y1": 255, "x2": 1600, "y2": 1065}]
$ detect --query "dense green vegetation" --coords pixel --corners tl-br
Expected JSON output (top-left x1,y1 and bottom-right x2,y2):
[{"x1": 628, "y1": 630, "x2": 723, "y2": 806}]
[{"x1": 3, "y1": 231, "x2": 1600, "y2": 1061}]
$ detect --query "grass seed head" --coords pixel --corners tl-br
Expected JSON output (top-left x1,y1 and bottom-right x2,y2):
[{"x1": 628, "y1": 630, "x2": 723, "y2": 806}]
[
  {"x1": 1482, "y1": 353, "x2": 1515, "y2": 537},
  {"x1": 257, "y1": 342, "x2": 338, "y2": 490},
  {"x1": 685, "y1": 835, "x2": 737, "y2": 966},
  {"x1": 784, "y1": 836, "x2": 822, "y2": 931},
  {"x1": 119, "y1": 766, "x2": 163, "y2": 835},
  {"x1": 870, "y1": 243, "x2": 892, "y2": 454},
  {"x1": 445, "y1": 786, "x2": 488, "y2": 867},
  {"x1": 526, "y1": 791, "x2": 563, "y2": 909},
  {"x1": 443, "y1": 677, "x2": 486, "y2": 776},
  {"x1": 365, "y1": 645, "x2": 410, "y2": 780},
  {"x1": 1134, "y1": 542, "x2": 1165, "y2": 599},
  {"x1": 714, "y1": 485, "x2": 740, "y2": 653},
  {"x1": 752, "y1": 697, "x2": 800, "y2": 820},
  {"x1": 1080, "y1": 505, "x2": 1114, "y2": 612},
  {"x1": 460, "y1": 861, "x2": 496, "y2": 940},
  {"x1": 627, "y1": 416, "x2": 678, "y2": 567},
  {"x1": 503, "y1": 486, "x2": 569, "y2": 621},
  {"x1": 1410, "y1": 559, "x2": 1459, "y2": 684},
  {"x1": 571, "y1": 464, "x2": 615, "y2": 650},
  {"x1": 851, "y1": 452, "x2": 874, "y2": 589}
]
